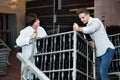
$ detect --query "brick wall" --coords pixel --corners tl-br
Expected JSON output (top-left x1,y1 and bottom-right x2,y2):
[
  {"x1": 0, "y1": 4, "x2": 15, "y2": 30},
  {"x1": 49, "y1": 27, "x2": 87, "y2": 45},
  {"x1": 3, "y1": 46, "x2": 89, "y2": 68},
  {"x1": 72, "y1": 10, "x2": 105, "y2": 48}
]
[{"x1": 95, "y1": 0, "x2": 120, "y2": 26}]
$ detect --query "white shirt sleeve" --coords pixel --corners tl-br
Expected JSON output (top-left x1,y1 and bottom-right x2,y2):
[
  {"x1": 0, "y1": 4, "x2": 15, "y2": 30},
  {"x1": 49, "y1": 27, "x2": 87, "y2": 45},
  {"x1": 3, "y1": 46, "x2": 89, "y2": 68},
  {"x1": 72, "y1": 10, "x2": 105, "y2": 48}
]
[
  {"x1": 82, "y1": 19, "x2": 100, "y2": 34},
  {"x1": 16, "y1": 29, "x2": 32, "y2": 47},
  {"x1": 37, "y1": 26, "x2": 48, "y2": 37}
]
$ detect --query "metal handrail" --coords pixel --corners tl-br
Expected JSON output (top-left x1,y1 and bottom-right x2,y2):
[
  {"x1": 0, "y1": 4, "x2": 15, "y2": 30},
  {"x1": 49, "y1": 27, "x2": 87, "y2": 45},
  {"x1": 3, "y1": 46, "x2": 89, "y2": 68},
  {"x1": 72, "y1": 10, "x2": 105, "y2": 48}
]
[{"x1": 16, "y1": 52, "x2": 50, "y2": 80}]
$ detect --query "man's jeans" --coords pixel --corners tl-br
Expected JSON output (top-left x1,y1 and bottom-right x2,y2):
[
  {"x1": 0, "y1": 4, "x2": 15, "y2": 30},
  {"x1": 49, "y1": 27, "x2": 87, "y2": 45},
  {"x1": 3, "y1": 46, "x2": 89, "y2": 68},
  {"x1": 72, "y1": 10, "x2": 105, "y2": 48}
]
[{"x1": 96, "y1": 48, "x2": 115, "y2": 80}]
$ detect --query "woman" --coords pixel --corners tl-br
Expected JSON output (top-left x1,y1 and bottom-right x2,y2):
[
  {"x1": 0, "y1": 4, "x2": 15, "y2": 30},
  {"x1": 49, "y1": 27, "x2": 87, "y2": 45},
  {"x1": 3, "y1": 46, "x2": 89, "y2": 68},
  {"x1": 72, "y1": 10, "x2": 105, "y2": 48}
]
[{"x1": 16, "y1": 13, "x2": 47, "y2": 79}]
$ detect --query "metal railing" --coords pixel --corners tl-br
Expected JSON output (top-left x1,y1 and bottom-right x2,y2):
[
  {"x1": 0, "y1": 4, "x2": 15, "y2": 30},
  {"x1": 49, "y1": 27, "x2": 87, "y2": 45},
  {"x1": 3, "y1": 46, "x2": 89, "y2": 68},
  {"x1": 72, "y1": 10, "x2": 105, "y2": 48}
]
[
  {"x1": 108, "y1": 33, "x2": 120, "y2": 79},
  {"x1": 34, "y1": 31, "x2": 96, "y2": 80},
  {"x1": 16, "y1": 52, "x2": 50, "y2": 80},
  {"x1": 0, "y1": 39, "x2": 11, "y2": 75},
  {"x1": 16, "y1": 39, "x2": 50, "y2": 80},
  {"x1": 17, "y1": 31, "x2": 96, "y2": 80}
]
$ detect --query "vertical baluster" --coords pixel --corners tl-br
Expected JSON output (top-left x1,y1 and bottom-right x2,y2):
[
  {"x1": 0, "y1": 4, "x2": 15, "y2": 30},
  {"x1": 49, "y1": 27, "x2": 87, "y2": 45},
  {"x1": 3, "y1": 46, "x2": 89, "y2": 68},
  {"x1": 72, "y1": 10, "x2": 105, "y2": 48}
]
[{"x1": 44, "y1": 55, "x2": 47, "y2": 71}]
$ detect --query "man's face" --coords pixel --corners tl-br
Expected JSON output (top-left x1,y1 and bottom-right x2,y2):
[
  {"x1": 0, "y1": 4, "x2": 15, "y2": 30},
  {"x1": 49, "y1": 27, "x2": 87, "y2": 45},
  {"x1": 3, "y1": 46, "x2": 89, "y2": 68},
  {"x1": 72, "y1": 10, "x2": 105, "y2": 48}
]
[{"x1": 78, "y1": 13, "x2": 89, "y2": 24}]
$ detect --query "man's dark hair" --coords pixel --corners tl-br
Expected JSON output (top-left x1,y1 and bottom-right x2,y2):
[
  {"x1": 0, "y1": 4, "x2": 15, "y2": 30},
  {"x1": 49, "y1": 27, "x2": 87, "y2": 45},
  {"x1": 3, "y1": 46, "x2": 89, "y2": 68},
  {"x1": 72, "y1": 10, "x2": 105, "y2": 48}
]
[
  {"x1": 26, "y1": 13, "x2": 38, "y2": 26},
  {"x1": 76, "y1": 8, "x2": 90, "y2": 15}
]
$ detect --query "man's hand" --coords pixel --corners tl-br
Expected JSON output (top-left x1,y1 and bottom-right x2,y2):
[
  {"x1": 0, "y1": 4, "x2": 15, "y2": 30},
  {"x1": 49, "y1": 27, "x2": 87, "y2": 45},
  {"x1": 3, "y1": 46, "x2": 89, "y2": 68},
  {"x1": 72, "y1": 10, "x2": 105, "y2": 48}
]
[
  {"x1": 89, "y1": 41, "x2": 95, "y2": 47},
  {"x1": 73, "y1": 23, "x2": 79, "y2": 31},
  {"x1": 73, "y1": 23, "x2": 83, "y2": 32}
]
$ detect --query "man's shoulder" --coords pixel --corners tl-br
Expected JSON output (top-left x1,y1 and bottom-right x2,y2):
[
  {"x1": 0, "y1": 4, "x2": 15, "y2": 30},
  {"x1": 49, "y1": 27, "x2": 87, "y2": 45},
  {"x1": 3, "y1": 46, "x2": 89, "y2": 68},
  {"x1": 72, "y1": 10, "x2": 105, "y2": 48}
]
[
  {"x1": 91, "y1": 17, "x2": 100, "y2": 21},
  {"x1": 90, "y1": 18, "x2": 101, "y2": 24}
]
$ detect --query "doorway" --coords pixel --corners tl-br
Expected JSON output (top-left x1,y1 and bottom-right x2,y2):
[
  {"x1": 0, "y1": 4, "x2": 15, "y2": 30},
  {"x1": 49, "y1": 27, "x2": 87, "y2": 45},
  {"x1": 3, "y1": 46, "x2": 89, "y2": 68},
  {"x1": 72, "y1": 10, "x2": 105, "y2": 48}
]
[{"x1": 0, "y1": 13, "x2": 17, "y2": 49}]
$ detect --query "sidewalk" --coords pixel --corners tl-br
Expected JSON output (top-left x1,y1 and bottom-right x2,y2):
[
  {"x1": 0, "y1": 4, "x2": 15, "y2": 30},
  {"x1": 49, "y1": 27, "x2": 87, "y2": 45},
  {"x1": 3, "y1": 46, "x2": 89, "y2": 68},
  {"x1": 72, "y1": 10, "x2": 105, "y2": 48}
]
[{"x1": 0, "y1": 51, "x2": 20, "y2": 80}]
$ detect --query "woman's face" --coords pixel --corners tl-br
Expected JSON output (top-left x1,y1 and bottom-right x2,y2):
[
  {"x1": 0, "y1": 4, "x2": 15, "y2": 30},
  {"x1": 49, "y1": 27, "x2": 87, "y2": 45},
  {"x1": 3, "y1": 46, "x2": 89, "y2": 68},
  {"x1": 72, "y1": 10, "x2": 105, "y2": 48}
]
[{"x1": 33, "y1": 19, "x2": 40, "y2": 27}]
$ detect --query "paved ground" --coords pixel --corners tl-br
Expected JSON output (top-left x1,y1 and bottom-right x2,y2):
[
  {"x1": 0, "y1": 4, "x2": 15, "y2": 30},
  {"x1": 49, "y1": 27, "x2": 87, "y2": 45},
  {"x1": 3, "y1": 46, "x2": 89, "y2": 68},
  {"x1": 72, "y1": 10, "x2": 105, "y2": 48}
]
[{"x1": 0, "y1": 51, "x2": 21, "y2": 80}]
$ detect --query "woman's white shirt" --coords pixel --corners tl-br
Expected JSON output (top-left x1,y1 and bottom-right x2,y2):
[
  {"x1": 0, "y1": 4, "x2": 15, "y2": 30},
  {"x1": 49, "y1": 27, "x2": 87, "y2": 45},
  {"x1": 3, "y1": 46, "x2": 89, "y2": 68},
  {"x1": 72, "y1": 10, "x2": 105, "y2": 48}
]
[{"x1": 16, "y1": 26, "x2": 47, "y2": 59}]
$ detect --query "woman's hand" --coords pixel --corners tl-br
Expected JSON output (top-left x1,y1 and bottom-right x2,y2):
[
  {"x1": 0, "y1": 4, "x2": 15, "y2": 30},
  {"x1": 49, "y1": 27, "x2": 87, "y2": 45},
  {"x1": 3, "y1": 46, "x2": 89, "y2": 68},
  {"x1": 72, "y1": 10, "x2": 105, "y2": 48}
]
[{"x1": 30, "y1": 30, "x2": 38, "y2": 39}]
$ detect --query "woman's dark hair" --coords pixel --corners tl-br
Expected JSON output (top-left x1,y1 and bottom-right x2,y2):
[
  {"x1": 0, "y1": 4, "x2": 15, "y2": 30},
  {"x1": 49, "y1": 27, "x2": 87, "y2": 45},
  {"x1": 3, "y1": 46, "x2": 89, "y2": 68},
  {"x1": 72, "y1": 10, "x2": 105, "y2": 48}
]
[
  {"x1": 26, "y1": 13, "x2": 38, "y2": 26},
  {"x1": 76, "y1": 8, "x2": 90, "y2": 15}
]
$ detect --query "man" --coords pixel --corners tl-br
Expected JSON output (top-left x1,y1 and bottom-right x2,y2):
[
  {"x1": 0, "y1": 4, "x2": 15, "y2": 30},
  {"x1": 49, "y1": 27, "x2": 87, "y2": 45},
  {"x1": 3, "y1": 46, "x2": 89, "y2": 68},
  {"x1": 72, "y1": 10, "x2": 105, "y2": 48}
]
[{"x1": 73, "y1": 8, "x2": 115, "y2": 80}]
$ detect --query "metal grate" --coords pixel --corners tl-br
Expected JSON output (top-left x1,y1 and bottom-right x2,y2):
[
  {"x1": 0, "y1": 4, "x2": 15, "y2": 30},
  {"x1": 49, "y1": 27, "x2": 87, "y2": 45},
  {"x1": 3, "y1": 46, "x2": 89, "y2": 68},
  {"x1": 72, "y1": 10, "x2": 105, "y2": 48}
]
[
  {"x1": 34, "y1": 31, "x2": 95, "y2": 80},
  {"x1": 108, "y1": 33, "x2": 120, "y2": 79},
  {"x1": 0, "y1": 39, "x2": 11, "y2": 75}
]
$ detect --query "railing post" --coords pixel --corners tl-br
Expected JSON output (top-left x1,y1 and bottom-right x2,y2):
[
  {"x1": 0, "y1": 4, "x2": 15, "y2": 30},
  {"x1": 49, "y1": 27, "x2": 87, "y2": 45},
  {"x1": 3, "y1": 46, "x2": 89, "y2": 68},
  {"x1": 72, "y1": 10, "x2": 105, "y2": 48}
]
[{"x1": 73, "y1": 30, "x2": 77, "y2": 80}]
